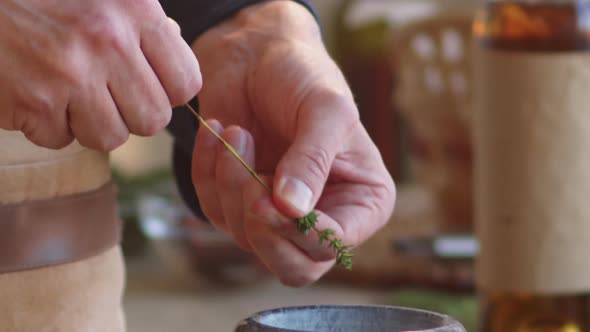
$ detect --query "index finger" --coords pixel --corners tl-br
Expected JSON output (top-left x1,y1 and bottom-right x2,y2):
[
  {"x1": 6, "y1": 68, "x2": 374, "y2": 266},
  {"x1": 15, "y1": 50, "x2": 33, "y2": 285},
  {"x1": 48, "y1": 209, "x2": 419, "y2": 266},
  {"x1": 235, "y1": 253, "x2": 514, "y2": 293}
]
[{"x1": 141, "y1": 14, "x2": 202, "y2": 106}]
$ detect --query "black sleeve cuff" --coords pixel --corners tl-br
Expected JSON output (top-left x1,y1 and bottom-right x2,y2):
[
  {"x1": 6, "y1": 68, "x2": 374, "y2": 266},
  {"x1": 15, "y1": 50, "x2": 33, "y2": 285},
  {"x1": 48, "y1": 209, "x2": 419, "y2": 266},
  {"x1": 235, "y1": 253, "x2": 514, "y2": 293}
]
[
  {"x1": 168, "y1": 98, "x2": 209, "y2": 221},
  {"x1": 160, "y1": 0, "x2": 318, "y2": 45},
  {"x1": 172, "y1": 139, "x2": 208, "y2": 221}
]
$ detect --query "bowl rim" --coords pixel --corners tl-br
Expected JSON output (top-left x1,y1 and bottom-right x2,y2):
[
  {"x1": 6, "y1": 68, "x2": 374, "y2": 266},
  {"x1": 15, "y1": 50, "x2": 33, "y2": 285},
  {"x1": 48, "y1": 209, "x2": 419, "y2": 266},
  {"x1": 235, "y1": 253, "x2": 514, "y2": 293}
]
[{"x1": 236, "y1": 304, "x2": 466, "y2": 332}]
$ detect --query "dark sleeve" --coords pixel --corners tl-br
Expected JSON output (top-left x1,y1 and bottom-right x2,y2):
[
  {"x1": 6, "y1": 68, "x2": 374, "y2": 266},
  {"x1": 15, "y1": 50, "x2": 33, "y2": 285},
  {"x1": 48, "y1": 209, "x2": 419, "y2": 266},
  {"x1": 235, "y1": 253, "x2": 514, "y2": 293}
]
[
  {"x1": 162, "y1": 1, "x2": 318, "y2": 220},
  {"x1": 160, "y1": 0, "x2": 318, "y2": 45},
  {"x1": 167, "y1": 98, "x2": 204, "y2": 219}
]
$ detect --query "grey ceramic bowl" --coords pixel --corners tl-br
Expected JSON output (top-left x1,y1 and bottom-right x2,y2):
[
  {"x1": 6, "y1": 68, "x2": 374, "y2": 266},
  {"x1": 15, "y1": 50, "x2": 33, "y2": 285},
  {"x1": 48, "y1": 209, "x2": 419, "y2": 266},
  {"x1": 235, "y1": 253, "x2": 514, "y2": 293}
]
[{"x1": 235, "y1": 305, "x2": 466, "y2": 332}]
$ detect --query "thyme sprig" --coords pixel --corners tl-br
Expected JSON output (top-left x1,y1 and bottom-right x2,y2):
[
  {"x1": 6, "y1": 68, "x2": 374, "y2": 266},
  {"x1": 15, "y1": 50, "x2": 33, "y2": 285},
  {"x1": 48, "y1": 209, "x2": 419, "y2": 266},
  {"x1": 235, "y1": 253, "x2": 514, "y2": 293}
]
[
  {"x1": 305, "y1": 212, "x2": 353, "y2": 269},
  {"x1": 185, "y1": 103, "x2": 353, "y2": 270}
]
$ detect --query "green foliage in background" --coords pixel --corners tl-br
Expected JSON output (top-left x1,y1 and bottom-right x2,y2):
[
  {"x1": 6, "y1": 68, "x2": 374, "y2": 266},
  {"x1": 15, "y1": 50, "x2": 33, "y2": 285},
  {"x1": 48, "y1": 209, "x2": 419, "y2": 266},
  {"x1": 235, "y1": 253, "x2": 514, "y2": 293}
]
[
  {"x1": 112, "y1": 168, "x2": 175, "y2": 257},
  {"x1": 331, "y1": 0, "x2": 390, "y2": 62},
  {"x1": 112, "y1": 168, "x2": 175, "y2": 207}
]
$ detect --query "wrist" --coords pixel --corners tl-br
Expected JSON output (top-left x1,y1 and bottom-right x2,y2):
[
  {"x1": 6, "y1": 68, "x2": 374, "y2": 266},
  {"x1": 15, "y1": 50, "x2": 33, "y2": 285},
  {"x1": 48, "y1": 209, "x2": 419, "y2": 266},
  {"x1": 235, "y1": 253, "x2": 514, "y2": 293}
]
[
  {"x1": 232, "y1": 1, "x2": 321, "y2": 41},
  {"x1": 193, "y1": 1, "x2": 323, "y2": 61}
]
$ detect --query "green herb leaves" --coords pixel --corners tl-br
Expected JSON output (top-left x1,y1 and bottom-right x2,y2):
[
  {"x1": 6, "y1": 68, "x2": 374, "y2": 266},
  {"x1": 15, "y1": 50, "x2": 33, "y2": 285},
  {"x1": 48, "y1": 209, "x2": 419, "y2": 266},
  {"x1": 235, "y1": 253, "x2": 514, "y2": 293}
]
[
  {"x1": 297, "y1": 211, "x2": 354, "y2": 270},
  {"x1": 295, "y1": 211, "x2": 318, "y2": 235},
  {"x1": 318, "y1": 227, "x2": 353, "y2": 270}
]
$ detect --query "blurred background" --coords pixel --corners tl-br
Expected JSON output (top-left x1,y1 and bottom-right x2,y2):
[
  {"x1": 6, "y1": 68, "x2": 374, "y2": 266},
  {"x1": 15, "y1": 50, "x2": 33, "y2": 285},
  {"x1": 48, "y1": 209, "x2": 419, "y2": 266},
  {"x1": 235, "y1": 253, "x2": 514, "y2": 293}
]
[{"x1": 112, "y1": 1, "x2": 481, "y2": 331}]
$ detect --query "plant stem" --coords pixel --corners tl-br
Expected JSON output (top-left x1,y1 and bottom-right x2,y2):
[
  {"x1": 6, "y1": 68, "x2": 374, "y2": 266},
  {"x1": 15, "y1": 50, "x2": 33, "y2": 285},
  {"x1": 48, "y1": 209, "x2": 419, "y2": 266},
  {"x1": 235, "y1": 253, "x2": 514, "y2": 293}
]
[
  {"x1": 185, "y1": 103, "x2": 353, "y2": 270},
  {"x1": 185, "y1": 104, "x2": 271, "y2": 193}
]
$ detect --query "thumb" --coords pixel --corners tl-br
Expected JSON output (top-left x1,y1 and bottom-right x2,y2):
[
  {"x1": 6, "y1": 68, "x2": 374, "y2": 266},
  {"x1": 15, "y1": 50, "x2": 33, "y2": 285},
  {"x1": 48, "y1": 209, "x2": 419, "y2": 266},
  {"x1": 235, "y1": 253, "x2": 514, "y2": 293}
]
[{"x1": 273, "y1": 92, "x2": 358, "y2": 218}]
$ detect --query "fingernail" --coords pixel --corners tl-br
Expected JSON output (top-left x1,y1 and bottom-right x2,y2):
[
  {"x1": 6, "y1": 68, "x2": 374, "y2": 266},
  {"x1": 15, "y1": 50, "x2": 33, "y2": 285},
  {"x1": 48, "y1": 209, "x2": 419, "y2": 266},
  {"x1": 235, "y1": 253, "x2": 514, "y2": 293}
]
[
  {"x1": 202, "y1": 121, "x2": 222, "y2": 147},
  {"x1": 277, "y1": 177, "x2": 313, "y2": 214},
  {"x1": 232, "y1": 129, "x2": 247, "y2": 156}
]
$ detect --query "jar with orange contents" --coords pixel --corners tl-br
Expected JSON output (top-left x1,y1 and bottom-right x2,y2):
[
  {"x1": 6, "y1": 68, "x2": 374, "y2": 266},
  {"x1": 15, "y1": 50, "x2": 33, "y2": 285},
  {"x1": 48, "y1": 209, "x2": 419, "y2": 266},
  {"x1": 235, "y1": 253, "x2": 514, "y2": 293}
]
[{"x1": 474, "y1": 1, "x2": 590, "y2": 331}]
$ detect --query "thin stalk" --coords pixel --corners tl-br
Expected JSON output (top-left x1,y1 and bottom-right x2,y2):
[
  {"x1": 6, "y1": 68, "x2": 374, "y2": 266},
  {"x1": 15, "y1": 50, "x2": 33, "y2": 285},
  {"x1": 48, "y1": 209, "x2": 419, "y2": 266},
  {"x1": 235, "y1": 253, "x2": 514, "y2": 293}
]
[{"x1": 185, "y1": 103, "x2": 271, "y2": 193}]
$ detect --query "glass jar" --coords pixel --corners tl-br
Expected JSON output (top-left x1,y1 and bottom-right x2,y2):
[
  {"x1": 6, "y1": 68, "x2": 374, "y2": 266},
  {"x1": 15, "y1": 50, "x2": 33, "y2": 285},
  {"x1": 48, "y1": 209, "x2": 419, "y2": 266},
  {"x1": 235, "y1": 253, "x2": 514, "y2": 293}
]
[{"x1": 474, "y1": 1, "x2": 590, "y2": 331}]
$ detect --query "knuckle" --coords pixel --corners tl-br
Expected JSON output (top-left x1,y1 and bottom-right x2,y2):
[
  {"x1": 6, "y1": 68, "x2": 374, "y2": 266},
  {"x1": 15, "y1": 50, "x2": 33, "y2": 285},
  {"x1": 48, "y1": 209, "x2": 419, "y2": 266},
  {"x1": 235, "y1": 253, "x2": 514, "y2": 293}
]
[
  {"x1": 166, "y1": 91, "x2": 188, "y2": 110},
  {"x1": 384, "y1": 178, "x2": 397, "y2": 221},
  {"x1": 48, "y1": 135, "x2": 75, "y2": 150},
  {"x1": 135, "y1": 108, "x2": 171, "y2": 136},
  {"x1": 336, "y1": 104, "x2": 360, "y2": 132},
  {"x1": 299, "y1": 145, "x2": 332, "y2": 183},
  {"x1": 18, "y1": 88, "x2": 59, "y2": 115},
  {"x1": 22, "y1": 124, "x2": 71, "y2": 150},
  {"x1": 168, "y1": 74, "x2": 202, "y2": 106},
  {"x1": 107, "y1": 129, "x2": 130, "y2": 150},
  {"x1": 22, "y1": 133, "x2": 46, "y2": 149},
  {"x1": 77, "y1": 127, "x2": 129, "y2": 152},
  {"x1": 167, "y1": 17, "x2": 181, "y2": 34},
  {"x1": 370, "y1": 175, "x2": 397, "y2": 226},
  {"x1": 310, "y1": 88, "x2": 359, "y2": 121},
  {"x1": 164, "y1": 64, "x2": 203, "y2": 106},
  {"x1": 300, "y1": 89, "x2": 360, "y2": 144},
  {"x1": 388, "y1": 177, "x2": 397, "y2": 203},
  {"x1": 21, "y1": 129, "x2": 39, "y2": 144},
  {"x1": 88, "y1": 130, "x2": 129, "y2": 152},
  {"x1": 131, "y1": 0, "x2": 162, "y2": 22},
  {"x1": 82, "y1": 15, "x2": 127, "y2": 53},
  {"x1": 59, "y1": 48, "x2": 88, "y2": 90}
]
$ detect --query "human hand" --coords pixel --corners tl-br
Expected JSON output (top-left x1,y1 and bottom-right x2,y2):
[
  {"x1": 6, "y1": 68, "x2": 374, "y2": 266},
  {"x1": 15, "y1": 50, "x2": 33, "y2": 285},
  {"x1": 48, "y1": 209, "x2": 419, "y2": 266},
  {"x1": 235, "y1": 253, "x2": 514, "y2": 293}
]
[
  {"x1": 0, "y1": 0, "x2": 201, "y2": 150},
  {"x1": 191, "y1": 1, "x2": 396, "y2": 287}
]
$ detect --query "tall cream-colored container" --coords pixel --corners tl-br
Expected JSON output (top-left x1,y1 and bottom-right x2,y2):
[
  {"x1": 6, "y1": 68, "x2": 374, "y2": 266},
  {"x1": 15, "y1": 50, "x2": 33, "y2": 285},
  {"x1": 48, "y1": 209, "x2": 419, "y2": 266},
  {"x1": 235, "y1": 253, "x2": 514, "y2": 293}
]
[{"x1": 0, "y1": 130, "x2": 125, "y2": 331}]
